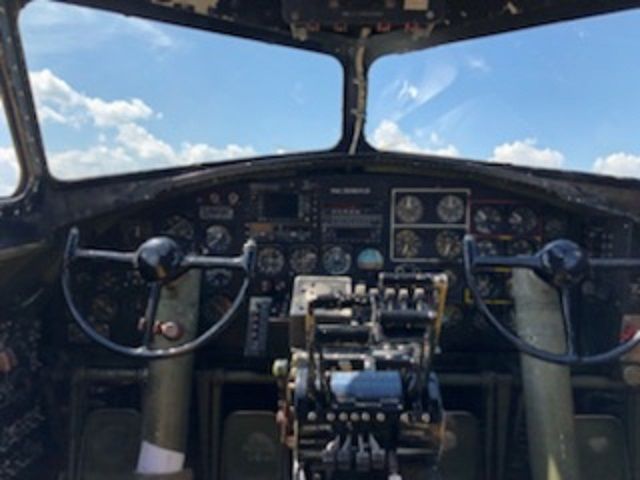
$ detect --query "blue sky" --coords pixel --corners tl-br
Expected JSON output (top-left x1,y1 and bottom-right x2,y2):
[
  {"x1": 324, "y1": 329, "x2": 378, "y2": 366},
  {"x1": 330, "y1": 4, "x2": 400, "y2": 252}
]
[{"x1": 0, "y1": 1, "x2": 639, "y2": 195}]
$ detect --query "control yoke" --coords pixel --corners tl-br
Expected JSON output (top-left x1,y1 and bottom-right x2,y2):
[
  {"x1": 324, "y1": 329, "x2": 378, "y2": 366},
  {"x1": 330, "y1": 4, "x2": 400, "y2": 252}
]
[
  {"x1": 62, "y1": 227, "x2": 256, "y2": 359},
  {"x1": 464, "y1": 234, "x2": 640, "y2": 365}
]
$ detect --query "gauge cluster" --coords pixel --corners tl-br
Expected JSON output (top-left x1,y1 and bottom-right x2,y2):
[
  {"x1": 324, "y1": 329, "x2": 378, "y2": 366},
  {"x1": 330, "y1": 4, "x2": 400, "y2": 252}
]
[{"x1": 64, "y1": 173, "x2": 581, "y2": 355}]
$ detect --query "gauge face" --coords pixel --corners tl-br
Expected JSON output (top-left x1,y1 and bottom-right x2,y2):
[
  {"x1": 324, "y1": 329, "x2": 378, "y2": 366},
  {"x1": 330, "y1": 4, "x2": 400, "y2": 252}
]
[
  {"x1": 435, "y1": 230, "x2": 463, "y2": 259},
  {"x1": 394, "y1": 229, "x2": 422, "y2": 259},
  {"x1": 257, "y1": 247, "x2": 285, "y2": 276},
  {"x1": 544, "y1": 217, "x2": 568, "y2": 240},
  {"x1": 508, "y1": 206, "x2": 538, "y2": 235},
  {"x1": 507, "y1": 239, "x2": 536, "y2": 256},
  {"x1": 473, "y1": 206, "x2": 503, "y2": 234},
  {"x1": 290, "y1": 247, "x2": 318, "y2": 274},
  {"x1": 357, "y1": 248, "x2": 384, "y2": 271},
  {"x1": 437, "y1": 195, "x2": 466, "y2": 223},
  {"x1": 322, "y1": 246, "x2": 352, "y2": 275},
  {"x1": 206, "y1": 225, "x2": 232, "y2": 253},
  {"x1": 477, "y1": 239, "x2": 499, "y2": 257},
  {"x1": 395, "y1": 195, "x2": 424, "y2": 224},
  {"x1": 162, "y1": 215, "x2": 194, "y2": 241},
  {"x1": 204, "y1": 268, "x2": 233, "y2": 288}
]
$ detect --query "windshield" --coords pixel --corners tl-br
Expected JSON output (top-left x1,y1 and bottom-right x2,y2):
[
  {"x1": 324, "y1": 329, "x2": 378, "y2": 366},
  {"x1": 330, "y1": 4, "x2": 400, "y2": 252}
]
[
  {"x1": 367, "y1": 9, "x2": 640, "y2": 180},
  {"x1": 19, "y1": 0, "x2": 342, "y2": 181}
]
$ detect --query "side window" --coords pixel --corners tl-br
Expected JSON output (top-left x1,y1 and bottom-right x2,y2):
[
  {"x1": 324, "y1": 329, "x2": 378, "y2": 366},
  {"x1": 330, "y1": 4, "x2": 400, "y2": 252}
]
[{"x1": 0, "y1": 97, "x2": 20, "y2": 197}]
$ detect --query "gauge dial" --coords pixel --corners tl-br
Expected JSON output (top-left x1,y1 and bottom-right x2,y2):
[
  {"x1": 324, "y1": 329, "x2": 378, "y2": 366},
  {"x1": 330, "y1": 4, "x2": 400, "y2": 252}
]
[
  {"x1": 473, "y1": 206, "x2": 502, "y2": 234},
  {"x1": 290, "y1": 247, "x2": 318, "y2": 274},
  {"x1": 477, "y1": 239, "x2": 500, "y2": 257},
  {"x1": 257, "y1": 247, "x2": 285, "y2": 276},
  {"x1": 508, "y1": 206, "x2": 538, "y2": 235},
  {"x1": 357, "y1": 248, "x2": 384, "y2": 271},
  {"x1": 205, "y1": 225, "x2": 232, "y2": 253},
  {"x1": 437, "y1": 195, "x2": 466, "y2": 223},
  {"x1": 395, "y1": 195, "x2": 424, "y2": 224},
  {"x1": 544, "y1": 217, "x2": 568, "y2": 240},
  {"x1": 204, "y1": 268, "x2": 233, "y2": 288},
  {"x1": 435, "y1": 230, "x2": 463, "y2": 259},
  {"x1": 322, "y1": 246, "x2": 352, "y2": 275},
  {"x1": 394, "y1": 229, "x2": 422, "y2": 259},
  {"x1": 507, "y1": 239, "x2": 536, "y2": 256},
  {"x1": 162, "y1": 215, "x2": 194, "y2": 241}
]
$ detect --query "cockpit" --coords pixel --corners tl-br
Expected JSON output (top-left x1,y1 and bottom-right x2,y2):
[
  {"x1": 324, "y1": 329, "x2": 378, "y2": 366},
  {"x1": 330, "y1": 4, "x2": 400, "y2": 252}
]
[{"x1": 0, "y1": 1, "x2": 640, "y2": 480}]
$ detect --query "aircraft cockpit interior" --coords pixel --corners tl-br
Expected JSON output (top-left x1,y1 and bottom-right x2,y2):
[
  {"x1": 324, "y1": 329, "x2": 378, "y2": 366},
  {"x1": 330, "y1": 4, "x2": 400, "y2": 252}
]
[{"x1": 0, "y1": 1, "x2": 640, "y2": 479}]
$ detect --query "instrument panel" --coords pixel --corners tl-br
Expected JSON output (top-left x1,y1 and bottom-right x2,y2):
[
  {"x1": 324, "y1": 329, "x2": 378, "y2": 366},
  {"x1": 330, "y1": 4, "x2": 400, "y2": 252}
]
[{"x1": 65, "y1": 172, "x2": 621, "y2": 357}]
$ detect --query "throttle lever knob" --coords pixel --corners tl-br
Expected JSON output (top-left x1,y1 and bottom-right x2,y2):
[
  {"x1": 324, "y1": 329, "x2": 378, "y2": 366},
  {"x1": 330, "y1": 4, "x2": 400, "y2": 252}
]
[
  {"x1": 538, "y1": 239, "x2": 589, "y2": 288},
  {"x1": 135, "y1": 236, "x2": 185, "y2": 282}
]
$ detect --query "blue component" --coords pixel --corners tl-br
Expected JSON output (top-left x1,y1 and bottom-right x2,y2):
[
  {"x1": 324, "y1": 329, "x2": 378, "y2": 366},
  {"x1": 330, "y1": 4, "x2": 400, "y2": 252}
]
[
  {"x1": 330, "y1": 371, "x2": 403, "y2": 402},
  {"x1": 357, "y1": 248, "x2": 384, "y2": 271}
]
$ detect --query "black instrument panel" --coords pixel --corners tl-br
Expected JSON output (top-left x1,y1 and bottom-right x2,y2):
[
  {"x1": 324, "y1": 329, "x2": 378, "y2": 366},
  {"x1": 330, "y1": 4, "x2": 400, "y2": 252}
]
[{"x1": 64, "y1": 172, "x2": 623, "y2": 356}]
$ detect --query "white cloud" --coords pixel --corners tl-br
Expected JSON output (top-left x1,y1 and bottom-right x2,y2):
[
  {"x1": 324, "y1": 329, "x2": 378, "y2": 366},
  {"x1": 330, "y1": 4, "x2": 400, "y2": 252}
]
[
  {"x1": 371, "y1": 120, "x2": 459, "y2": 157},
  {"x1": 116, "y1": 123, "x2": 175, "y2": 163},
  {"x1": 30, "y1": 69, "x2": 154, "y2": 128},
  {"x1": 0, "y1": 146, "x2": 19, "y2": 196},
  {"x1": 490, "y1": 139, "x2": 565, "y2": 169},
  {"x1": 593, "y1": 152, "x2": 640, "y2": 179},
  {"x1": 23, "y1": 69, "x2": 258, "y2": 180}
]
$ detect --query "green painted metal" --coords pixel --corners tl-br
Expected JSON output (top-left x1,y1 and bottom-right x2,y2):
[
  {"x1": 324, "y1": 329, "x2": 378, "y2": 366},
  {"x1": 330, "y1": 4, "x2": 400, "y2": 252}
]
[
  {"x1": 139, "y1": 271, "x2": 201, "y2": 455},
  {"x1": 512, "y1": 269, "x2": 580, "y2": 480}
]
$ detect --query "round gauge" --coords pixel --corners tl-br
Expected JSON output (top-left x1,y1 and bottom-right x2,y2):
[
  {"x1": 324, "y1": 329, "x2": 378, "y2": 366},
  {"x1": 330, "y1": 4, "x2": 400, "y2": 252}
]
[
  {"x1": 205, "y1": 225, "x2": 232, "y2": 253},
  {"x1": 394, "y1": 229, "x2": 422, "y2": 259},
  {"x1": 473, "y1": 206, "x2": 503, "y2": 234},
  {"x1": 507, "y1": 239, "x2": 536, "y2": 256},
  {"x1": 90, "y1": 294, "x2": 118, "y2": 323},
  {"x1": 544, "y1": 217, "x2": 568, "y2": 240},
  {"x1": 395, "y1": 195, "x2": 424, "y2": 224},
  {"x1": 162, "y1": 215, "x2": 194, "y2": 241},
  {"x1": 290, "y1": 247, "x2": 318, "y2": 274},
  {"x1": 475, "y1": 273, "x2": 496, "y2": 299},
  {"x1": 357, "y1": 248, "x2": 384, "y2": 271},
  {"x1": 435, "y1": 230, "x2": 463, "y2": 259},
  {"x1": 204, "y1": 268, "x2": 233, "y2": 288},
  {"x1": 322, "y1": 246, "x2": 352, "y2": 275},
  {"x1": 437, "y1": 195, "x2": 465, "y2": 223},
  {"x1": 257, "y1": 247, "x2": 285, "y2": 276},
  {"x1": 508, "y1": 206, "x2": 538, "y2": 235},
  {"x1": 477, "y1": 239, "x2": 500, "y2": 257}
]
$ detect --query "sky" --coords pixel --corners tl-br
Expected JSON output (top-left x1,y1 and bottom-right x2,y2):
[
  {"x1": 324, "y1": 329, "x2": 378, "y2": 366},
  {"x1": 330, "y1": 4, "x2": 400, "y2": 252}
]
[{"x1": 0, "y1": 1, "x2": 639, "y2": 196}]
